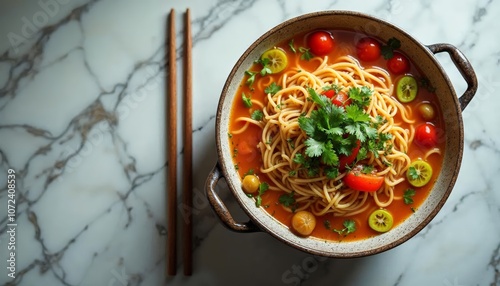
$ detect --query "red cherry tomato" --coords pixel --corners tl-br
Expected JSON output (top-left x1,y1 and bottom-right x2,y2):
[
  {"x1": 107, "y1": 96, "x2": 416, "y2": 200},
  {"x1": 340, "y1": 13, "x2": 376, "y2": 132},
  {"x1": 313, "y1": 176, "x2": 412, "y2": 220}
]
[
  {"x1": 387, "y1": 52, "x2": 410, "y2": 75},
  {"x1": 339, "y1": 140, "x2": 360, "y2": 171},
  {"x1": 344, "y1": 165, "x2": 384, "y2": 192},
  {"x1": 415, "y1": 123, "x2": 438, "y2": 148},
  {"x1": 356, "y1": 37, "x2": 381, "y2": 61},
  {"x1": 307, "y1": 31, "x2": 335, "y2": 56}
]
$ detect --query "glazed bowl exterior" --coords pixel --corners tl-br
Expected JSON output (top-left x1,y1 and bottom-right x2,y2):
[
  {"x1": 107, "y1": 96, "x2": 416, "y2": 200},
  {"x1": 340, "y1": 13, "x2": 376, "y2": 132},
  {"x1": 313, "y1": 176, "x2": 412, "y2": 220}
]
[{"x1": 206, "y1": 11, "x2": 477, "y2": 257}]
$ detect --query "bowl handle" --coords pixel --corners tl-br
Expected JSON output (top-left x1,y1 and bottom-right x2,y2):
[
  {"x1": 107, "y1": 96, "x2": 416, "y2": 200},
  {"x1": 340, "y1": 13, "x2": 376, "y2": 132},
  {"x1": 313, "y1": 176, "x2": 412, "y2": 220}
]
[
  {"x1": 205, "y1": 163, "x2": 260, "y2": 233},
  {"x1": 427, "y1": 43, "x2": 478, "y2": 111}
]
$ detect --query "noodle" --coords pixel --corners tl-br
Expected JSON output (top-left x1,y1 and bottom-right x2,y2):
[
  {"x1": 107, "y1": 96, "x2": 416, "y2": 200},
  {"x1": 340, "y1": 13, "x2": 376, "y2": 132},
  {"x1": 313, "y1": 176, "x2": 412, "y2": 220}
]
[{"x1": 232, "y1": 55, "x2": 415, "y2": 217}]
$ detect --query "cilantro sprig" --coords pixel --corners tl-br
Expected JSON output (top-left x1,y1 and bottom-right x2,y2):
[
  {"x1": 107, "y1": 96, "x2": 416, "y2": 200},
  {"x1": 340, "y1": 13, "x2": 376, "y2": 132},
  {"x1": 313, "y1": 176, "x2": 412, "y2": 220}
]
[
  {"x1": 324, "y1": 219, "x2": 357, "y2": 237},
  {"x1": 246, "y1": 182, "x2": 269, "y2": 207},
  {"x1": 278, "y1": 191, "x2": 298, "y2": 212},
  {"x1": 381, "y1": 37, "x2": 401, "y2": 59},
  {"x1": 242, "y1": 92, "x2": 252, "y2": 108},
  {"x1": 295, "y1": 87, "x2": 381, "y2": 177},
  {"x1": 403, "y1": 188, "x2": 416, "y2": 205}
]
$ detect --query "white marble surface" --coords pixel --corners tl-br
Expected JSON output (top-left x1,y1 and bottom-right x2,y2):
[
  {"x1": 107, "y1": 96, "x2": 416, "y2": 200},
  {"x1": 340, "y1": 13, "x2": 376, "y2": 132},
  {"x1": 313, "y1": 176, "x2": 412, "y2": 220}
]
[{"x1": 0, "y1": 0, "x2": 498, "y2": 285}]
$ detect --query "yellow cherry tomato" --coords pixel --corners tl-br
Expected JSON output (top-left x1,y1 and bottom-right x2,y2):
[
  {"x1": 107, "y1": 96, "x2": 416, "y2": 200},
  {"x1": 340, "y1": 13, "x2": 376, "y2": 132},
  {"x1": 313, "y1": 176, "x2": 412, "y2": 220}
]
[{"x1": 291, "y1": 211, "x2": 317, "y2": 236}]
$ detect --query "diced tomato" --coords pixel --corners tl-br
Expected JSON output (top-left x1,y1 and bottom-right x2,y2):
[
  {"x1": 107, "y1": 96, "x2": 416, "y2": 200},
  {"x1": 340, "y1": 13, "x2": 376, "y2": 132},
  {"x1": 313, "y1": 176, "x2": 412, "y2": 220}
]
[
  {"x1": 323, "y1": 90, "x2": 335, "y2": 99},
  {"x1": 344, "y1": 165, "x2": 384, "y2": 192},
  {"x1": 331, "y1": 92, "x2": 351, "y2": 107},
  {"x1": 338, "y1": 140, "x2": 360, "y2": 170},
  {"x1": 322, "y1": 90, "x2": 351, "y2": 107}
]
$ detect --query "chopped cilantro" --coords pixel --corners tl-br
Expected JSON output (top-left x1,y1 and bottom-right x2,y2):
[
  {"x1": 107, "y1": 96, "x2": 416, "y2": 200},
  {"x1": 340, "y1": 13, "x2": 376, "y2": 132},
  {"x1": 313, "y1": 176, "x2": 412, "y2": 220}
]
[
  {"x1": 408, "y1": 166, "x2": 419, "y2": 180},
  {"x1": 333, "y1": 219, "x2": 357, "y2": 236},
  {"x1": 299, "y1": 47, "x2": 313, "y2": 61},
  {"x1": 288, "y1": 39, "x2": 297, "y2": 53},
  {"x1": 380, "y1": 37, "x2": 401, "y2": 59},
  {"x1": 242, "y1": 92, "x2": 252, "y2": 108},
  {"x1": 245, "y1": 70, "x2": 257, "y2": 86},
  {"x1": 278, "y1": 191, "x2": 298, "y2": 211},
  {"x1": 403, "y1": 188, "x2": 416, "y2": 204},
  {"x1": 254, "y1": 182, "x2": 269, "y2": 207},
  {"x1": 264, "y1": 82, "x2": 282, "y2": 95},
  {"x1": 251, "y1": 110, "x2": 264, "y2": 121},
  {"x1": 417, "y1": 76, "x2": 436, "y2": 93},
  {"x1": 243, "y1": 169, "x2": 255, "y2": 177},
  {"x1": 255, "y1": 58, "x2": 272, "y2": 76},
  {"x1": 323, "y1": 84, "x2": 342, "y2": 94},
  {"x1": 296, "y1": 87, "x2": 382, "y2": 176},
  {"x1": 348, "y1": 86, "x2": 373, "y2": 107},
  {"x1": 361, "y1": 165, "x2": 374, "y2": 174}
]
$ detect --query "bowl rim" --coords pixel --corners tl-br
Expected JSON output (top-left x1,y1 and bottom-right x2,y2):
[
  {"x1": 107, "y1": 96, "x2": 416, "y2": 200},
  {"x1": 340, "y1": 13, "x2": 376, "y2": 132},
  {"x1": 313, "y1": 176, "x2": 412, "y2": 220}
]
[{"x1": 213, "y1": 10, "x2": 464, "y2": 257}]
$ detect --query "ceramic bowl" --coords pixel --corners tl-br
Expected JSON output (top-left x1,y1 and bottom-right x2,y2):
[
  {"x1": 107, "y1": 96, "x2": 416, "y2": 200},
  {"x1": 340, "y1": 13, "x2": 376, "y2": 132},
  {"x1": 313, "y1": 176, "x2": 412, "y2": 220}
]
[{"x1": 205, "y1": 11, "x2": 477, "y2": 257}]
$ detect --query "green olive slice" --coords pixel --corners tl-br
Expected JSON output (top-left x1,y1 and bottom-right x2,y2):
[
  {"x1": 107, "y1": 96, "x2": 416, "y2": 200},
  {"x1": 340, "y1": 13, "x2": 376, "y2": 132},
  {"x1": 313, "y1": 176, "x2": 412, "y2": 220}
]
[
  {"x1": 396, "y1": 75, "x2": 418, "y2": 103},
  {"x1": 406, "y1": 160, "x2": 433, "y2": 187},
  {"x1": 368, "y1": 209, "x2": 394, "y2": 233}
]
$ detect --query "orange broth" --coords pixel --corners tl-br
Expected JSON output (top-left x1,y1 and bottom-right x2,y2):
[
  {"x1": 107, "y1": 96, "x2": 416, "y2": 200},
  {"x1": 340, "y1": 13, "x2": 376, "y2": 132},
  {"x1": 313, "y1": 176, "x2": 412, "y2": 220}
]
[{"x1": 228, "y1": 30, "x2": 445, "y2": 242}]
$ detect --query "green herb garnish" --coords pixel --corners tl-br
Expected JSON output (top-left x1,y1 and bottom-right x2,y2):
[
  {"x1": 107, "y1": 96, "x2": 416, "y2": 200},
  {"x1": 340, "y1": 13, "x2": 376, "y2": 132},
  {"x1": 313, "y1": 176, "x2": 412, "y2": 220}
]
[
  {"x1": 295, "y1": 87, "x2": 379, "y2": 176},
  {"x1": 403, "y1": 188, "x2": 416, "y2": 205},
  {"x1": 264, "y1": 82, "x2": 282, "y2": 95},
  {"x1": 245, "y1": 70, "x2": 257, "y2": 86},
  {"x1": 242, "y1": 92, "x2": 252, "y2": 108},
  {"x1": 288, "y1": 39, "x2": 297, "y2": 53},
  {"x1": 251, "y1": 110, "x2": 264, "y2": 121},
  {"x1": 381, "y1": 37, "x2": 401, "y2": 59},
  {"x1": 255, "y1": 58, "x2": 272, "y2": 76},
  {"x1": 408, "y1": 166, "x2": 419, "y2": 180},
  {"x1": 243, "y1": 169, "x2": 255, "y2": 177},
  {"x1": 333, "y1": 219, "x2": 357, "y2": 236},
  {"x1": 299, "y1": 47, "x2": 313, "y2": 61},
  {"x1": 255, "y1": 182, "x2": 269, "y2": 207},
  {"x1": 278, "y1": 191, "x2": 298, "y2": 212}
]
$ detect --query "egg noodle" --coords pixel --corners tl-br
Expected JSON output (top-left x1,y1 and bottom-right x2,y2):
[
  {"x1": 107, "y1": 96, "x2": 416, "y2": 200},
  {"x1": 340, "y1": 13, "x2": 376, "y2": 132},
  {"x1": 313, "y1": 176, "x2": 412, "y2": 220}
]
[{"x1": 232, "y1": 55, "x2": 423, "y2": 217}]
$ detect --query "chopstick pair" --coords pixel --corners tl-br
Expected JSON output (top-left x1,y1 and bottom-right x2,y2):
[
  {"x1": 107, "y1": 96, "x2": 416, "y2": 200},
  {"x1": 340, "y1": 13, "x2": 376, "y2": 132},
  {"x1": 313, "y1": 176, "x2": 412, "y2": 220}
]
[{"x1": 167, "y1": 8, "x2": 193, "y2": 277}]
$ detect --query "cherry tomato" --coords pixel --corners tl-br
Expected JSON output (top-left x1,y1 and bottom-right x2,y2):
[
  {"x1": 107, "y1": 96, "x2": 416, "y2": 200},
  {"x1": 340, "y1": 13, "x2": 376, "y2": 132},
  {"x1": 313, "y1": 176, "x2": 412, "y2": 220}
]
[
  {"x1": 291, "y1": 210, "x2": 317, "y2": 236},
  {"x1": 344, "y1": 165, "x2": 384, "y2": 192},
  {"x1": 415, "y1": 123, "x2": 438, "y2": 148},
  {"x1": 339, "y1": 140, "x2": 360, "y2": 170},
  {"x1": 307, "y1": 31, "x2": 335, "y2": 56},
  {"x1": 387, "y1": 52, "x2": 410, "y2": 75},
  {"x1": 356, "y1": 37, "x2": 381, "y2": 61}
]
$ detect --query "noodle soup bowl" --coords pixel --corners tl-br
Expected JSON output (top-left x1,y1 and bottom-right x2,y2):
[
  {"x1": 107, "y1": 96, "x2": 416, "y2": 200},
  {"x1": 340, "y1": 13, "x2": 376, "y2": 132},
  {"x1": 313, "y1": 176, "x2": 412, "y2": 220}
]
[{"x1": 206, "y1": 11, "x2": 477, "y2": 257}]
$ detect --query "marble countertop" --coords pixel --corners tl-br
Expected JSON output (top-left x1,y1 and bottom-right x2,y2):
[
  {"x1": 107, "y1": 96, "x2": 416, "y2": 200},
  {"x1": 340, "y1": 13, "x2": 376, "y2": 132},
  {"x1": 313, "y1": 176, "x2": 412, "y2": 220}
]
[{"x1": 0, "y1": 0, "x2": 499, "y2": 285}]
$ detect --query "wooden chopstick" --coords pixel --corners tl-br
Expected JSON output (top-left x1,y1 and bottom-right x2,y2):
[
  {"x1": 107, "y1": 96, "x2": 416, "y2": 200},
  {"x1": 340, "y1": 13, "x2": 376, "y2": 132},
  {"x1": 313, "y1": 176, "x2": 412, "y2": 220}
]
[
  {"x1": 182, "y1": 8, "x2": 193, "y2": 276},
  {"x1": 167, "y1": 8, "x2": 177, "y2": 277}
]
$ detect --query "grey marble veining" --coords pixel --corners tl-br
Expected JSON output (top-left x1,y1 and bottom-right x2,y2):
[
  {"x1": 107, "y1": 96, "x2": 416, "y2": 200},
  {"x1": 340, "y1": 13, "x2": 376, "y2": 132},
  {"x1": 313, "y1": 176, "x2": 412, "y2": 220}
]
[{"x1": 0, "y1": 0, "x2": 499, "y2": 285}]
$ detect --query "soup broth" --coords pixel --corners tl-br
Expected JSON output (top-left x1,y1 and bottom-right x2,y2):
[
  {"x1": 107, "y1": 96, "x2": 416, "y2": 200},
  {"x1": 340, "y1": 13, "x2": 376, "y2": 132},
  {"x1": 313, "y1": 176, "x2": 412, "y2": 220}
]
[{"x1": 228, "y1": 30, "x2": 445, "y2": 241}]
